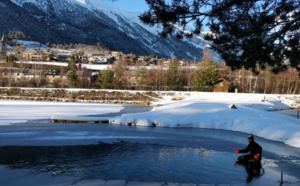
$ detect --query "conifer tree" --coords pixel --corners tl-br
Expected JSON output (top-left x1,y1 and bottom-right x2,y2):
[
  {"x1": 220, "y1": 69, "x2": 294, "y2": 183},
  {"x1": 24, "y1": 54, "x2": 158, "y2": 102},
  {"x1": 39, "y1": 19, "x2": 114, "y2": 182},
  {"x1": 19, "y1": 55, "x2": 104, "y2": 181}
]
[
  {"x1": 100, "y1": 69, "x2": 113, "y2": 89},
  {"x1": 136, "y1": 67, "x2": 148, "y2": 90},
  {"x1": 113, "y1": 61, "x2": 125, "y2": 89},
  {"x1": 140, "y1": 0, "x2": 300, "y2": 72},
  {"x1": 193, "y1": 62, "x2": 218, "y2": 91},
  {"x1": 5, "y1": 54, "x2": 18, "y2": 63},
  {"x1": 67, "y1": 69, "x2": 78, "y2": 88},
  {"x1": 164, "y1": 59, "x2": 182, "y2": 90}
]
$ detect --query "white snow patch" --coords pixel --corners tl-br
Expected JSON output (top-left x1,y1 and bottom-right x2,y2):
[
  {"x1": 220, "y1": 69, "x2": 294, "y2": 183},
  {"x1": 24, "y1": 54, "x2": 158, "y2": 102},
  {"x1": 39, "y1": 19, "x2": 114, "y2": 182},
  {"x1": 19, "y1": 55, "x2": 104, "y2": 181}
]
[
  {"x1": 16, "y1": 40, "x2": 47, "y2": 50},
  {"x1": 16, "y1": 61, "x2": 68, "y2": 67},
  {"x1": 109, "y1": 92, "x2": 300, "y2": 148},
  {"x1": 79, "y1": 64, "x2": 112, "y2": 70},
  {"x1": 0, "y1": 100, "x2": 124, "y2": 126},
  {"x1": 1, "y1": 92, "x2": 300, "y2": 148}
]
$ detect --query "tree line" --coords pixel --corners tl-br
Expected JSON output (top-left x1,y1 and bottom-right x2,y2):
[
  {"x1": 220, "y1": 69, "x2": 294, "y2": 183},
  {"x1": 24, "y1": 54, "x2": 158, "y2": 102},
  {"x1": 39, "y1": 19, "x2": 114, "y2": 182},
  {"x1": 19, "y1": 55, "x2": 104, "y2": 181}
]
[{"x1": 1, "y1": 57, "x2": 300, "y2": 94}]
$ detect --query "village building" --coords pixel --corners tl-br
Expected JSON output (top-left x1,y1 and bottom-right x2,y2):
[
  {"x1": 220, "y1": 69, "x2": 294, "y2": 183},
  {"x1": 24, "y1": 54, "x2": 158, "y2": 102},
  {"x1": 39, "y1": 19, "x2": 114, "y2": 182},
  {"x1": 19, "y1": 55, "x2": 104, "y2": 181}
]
[
  {"x1": 76, "y1": 69, "x2": 98, "y2": 83},
  {"x1": 22, "y1": 49, "x2": 51, "y2": 61},
  {"x1": 162, "y1": 60, "x2": 171, "y2": 67},
  {"x1": 137, "y1": 56, "x2": 145, "y2": 61},
  {"x1": 213, "y1": 78, "x2": 230, "y2": 92},
  {"x1": 111, "y1": 51, "x2": 123, "y2": 59},
  {"x1": 22, "y1": 49, "x2": 37, "y2": 59},
  {"x1": 148, "y1": 58, "x2": 157, "y2": 66},
  {"x1": 75, "y1": 55, "x2": 88, "y2": 63},
  {"x1": 45, "y1": 74, "x2": 67, "y2": 84},
  {"x1": 52, "y1": 53, "x2": 72, "y2": 62},
  {"x1": 88, "y1": 54, "x2": 108, "y2": 64},
  {"x1": 0, "y1": 67, "x2": 25, "y2": 85},
  {"x1": 22, "y1": 69, "x2": 67, "y2": 86}
]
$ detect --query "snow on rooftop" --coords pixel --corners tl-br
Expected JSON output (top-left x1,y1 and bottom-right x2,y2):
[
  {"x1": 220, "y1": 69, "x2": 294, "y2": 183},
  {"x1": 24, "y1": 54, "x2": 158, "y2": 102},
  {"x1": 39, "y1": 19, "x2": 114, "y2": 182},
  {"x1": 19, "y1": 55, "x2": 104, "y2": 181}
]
[
  {"x1": 15, "y1": 61, "x2": 68, "y2": 67},
  {"x1": 79, "y1": 64, "x2": 112, "y2": 70}
]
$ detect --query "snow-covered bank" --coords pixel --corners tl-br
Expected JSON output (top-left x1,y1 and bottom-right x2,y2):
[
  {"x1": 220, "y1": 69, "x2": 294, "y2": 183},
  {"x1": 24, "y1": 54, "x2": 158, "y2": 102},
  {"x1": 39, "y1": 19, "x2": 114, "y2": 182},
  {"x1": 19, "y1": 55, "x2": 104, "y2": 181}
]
[
  {"x1": 149, "y1": 91, "x2": 300, "y2": 109},
  {"x1": 1, "y1": 92, "x2": 300, "y2": 148},
  {"x1": 111, "y1": 93, "x2": 300, "y2": 148},
  {"x1": 0, "y1": 100, "x2": 124, "y2": 126}
]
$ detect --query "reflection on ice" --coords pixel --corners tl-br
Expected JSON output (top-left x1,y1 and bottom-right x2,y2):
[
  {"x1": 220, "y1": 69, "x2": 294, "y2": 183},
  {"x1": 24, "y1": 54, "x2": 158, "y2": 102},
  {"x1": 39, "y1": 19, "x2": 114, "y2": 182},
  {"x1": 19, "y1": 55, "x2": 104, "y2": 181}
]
[
  {"x1": 38, "y1": 135, "x2": 160, "y2": 140},
  {"x1": 0, "y1": 143, "x2": 245, "y2": 184},
  {"x1": 0, "y1": 132, "x2": 41, "y2": 136},
  {"x1": 0, "y1": 122, "x2": 300, "y2": 185}
]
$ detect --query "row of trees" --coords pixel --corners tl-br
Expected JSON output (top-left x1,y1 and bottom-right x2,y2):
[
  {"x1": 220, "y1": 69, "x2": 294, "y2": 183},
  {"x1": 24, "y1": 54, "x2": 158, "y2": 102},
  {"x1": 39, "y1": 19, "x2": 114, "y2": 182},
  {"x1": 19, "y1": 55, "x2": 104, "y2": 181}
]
[
  {"x1": 1, "y1": 60, "x2": 300, "y2": 94},
  {"x1": 96, "y1": 61, "x2": 300, "y2": 94},
  {"x1": 1, "y1": 49, "x2": 300, "y2": 94},
  {"x1": 225, "y1": 67, "x2": 300, "y2": 94},
  {"x1": 95, "y1": 59, "x2": 219, "y2": 91}
]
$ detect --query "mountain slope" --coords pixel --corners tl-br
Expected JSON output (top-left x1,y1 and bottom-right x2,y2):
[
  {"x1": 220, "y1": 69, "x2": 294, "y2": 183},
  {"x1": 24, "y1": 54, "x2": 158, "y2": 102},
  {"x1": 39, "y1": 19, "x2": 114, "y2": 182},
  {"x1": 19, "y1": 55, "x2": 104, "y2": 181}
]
[{"x1": 3, "y1": 0, "x2": 207, "y2": 60}]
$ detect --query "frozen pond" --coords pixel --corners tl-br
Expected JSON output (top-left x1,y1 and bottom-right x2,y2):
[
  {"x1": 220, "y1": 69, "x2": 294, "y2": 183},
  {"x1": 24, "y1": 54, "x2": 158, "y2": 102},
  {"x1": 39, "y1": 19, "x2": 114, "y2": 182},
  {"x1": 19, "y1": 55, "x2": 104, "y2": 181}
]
[
  {"x1": 0, "y1": 142, "x2": 249, "y2": 184},
  {"x1": 0, "y1": 105, "x2": 300, "y2": 185},
  {"x1": 274, "y1": 109, "x2": 300, "y2": 119},
  {"x1": 1, "y1": 122, "x2": 300, "y2": 185}
]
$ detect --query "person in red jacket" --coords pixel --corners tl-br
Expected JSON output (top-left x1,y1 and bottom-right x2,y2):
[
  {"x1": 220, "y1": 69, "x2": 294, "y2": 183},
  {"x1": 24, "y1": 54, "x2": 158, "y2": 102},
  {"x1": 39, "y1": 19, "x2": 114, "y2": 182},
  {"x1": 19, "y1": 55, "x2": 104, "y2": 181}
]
[{"x1": 235, "y1": 135, "x2": 262, "y2": 162}]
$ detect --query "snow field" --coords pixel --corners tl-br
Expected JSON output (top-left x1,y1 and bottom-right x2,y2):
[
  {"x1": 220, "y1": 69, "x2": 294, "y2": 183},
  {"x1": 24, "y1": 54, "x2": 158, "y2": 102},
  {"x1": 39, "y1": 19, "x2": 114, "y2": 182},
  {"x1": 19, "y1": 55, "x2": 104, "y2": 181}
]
[
  {"x1": 111, "y1": 93, "x2": 300, "y2": 148},
  {"x1": 1, "y1": 92, "x2": 300, "y2": 148}
]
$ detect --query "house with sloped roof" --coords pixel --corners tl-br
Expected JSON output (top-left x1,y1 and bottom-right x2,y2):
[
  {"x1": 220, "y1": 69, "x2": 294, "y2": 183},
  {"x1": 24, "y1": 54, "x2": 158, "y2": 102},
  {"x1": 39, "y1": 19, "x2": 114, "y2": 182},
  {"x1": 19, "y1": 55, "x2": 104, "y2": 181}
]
[
  {"x1": 213, "y1": 78, "x2": 230, "y2": 92},
  {"x1": 22, "y1": 49, "x2": 51, "y2": 61}
]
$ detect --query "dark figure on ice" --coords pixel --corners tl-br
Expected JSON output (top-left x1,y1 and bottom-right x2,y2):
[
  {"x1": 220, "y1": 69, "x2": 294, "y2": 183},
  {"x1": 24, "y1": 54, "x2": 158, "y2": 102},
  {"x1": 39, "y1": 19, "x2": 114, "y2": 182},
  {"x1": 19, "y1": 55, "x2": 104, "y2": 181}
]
[
  {"x1": 235, "y1": 135, "x2": 262, "y2": 162},
  {"x1": 234, "y1": 135, "x2": 263, "y2": 183}
]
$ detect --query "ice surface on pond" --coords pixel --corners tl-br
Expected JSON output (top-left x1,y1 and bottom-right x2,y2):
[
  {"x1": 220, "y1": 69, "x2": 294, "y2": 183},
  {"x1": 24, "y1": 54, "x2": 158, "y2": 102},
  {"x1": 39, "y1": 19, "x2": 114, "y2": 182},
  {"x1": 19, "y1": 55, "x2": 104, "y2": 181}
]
[
  {"x1": 0, "y1": 100, "x2": 124, "y2": 126},
  {"x1": 1, "y1": 92, "x2": 300, "y2": 148}
]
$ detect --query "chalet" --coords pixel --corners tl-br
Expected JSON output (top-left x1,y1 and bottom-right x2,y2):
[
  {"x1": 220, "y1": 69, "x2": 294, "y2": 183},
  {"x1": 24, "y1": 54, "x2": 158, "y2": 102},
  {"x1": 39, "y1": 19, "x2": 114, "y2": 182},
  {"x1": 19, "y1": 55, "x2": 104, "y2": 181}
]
[
  {"x1": 22, "y1": 49, "x2": 50, "y2": 61},
  {"x1": 75, "y1": 55, "x2": 88, "y2": 63},
  {"x1": 23, "y1": 69, "x2": 66, "y2": 85},
  {"x1": 31, "y1": 52, "x2": 50, "y2": 61},
  {"x1": 111, "y1": 51, "x2": 123, "y2": 59},
  {"x1": 88, "y1": 54, "x2": 108, "y2": 64},
  {"x1": 46, "y1": 74, "x2": 67, "y2": 84},
  {"x1": 22, "y1": 49, "x2": 37, "y2": 59},
  {"x1": 53, "y1": 53, "x2": 71, "y2": 62},
  {"x1": 0, "y1": 67, "x2": 25, "y2": 84},
  {"x1": 213, "y1": 78, "x2": 230, "y2": 92},
  {"x1": 138, "y1": 56, "x2": 146, "y2": 61}
]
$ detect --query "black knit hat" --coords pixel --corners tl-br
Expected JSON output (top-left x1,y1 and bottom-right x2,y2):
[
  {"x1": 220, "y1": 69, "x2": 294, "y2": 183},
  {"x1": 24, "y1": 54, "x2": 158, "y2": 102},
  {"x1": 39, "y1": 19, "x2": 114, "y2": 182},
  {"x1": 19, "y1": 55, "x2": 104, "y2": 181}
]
[{"x1": 248, "y1": 135, "x2": 254, "y2": 141}]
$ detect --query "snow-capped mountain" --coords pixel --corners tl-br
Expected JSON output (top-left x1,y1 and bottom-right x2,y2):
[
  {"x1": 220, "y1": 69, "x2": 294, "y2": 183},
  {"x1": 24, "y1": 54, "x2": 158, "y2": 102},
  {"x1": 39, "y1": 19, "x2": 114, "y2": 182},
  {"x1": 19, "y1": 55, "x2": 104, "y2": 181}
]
[{"x1": 4, "y1": 0, "x2": 208, "y2": 60}]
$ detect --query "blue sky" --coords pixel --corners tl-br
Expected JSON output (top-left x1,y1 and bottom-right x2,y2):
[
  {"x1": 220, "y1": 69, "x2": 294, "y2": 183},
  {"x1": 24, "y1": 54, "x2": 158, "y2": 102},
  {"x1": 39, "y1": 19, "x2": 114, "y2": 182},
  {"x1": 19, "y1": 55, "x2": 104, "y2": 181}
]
[{"x1": 104, "y1": 0, "x2": 149, "y2": 13}]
